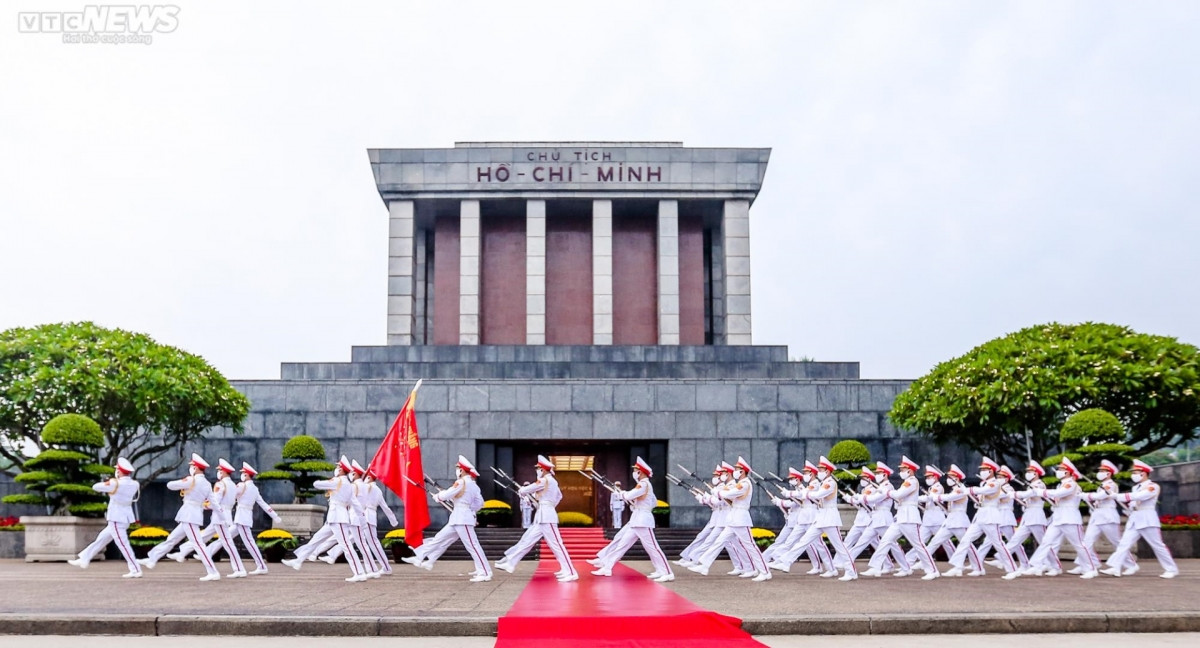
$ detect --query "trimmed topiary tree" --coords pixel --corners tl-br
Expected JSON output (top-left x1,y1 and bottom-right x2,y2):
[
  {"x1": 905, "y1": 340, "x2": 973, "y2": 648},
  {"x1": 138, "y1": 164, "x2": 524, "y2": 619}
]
[
  {"x1": 256, "y1": 435, "x2": 336, "y2": 504},
  {"x1": 828, "y1": 440, "x2": 871, "y2": 482},
  {"x1": 1043, "y1": 408, "x2": 1137, "y2": 491},
  {"x1": 1, "y1": 414, "x2": 112, "y2": 516}
]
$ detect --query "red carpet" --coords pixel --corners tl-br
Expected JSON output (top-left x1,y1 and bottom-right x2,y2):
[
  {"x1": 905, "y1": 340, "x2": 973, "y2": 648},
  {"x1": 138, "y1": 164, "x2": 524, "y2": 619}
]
[{"x1": 496, "y1": 549, "x2": 768, "y2": 648}]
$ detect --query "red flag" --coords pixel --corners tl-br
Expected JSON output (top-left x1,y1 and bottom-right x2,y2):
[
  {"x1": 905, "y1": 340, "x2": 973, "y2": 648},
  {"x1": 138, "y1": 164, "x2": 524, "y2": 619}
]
[{"x1": 369, "y1": 380, "x2": 430, "y2": 548}]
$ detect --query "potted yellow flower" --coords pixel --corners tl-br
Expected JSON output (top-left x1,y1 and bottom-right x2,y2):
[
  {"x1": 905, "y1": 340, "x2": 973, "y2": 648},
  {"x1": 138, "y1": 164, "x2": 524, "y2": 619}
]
[
  {"x1": 255, "y1": 529, "x2": 298, "y2": 563},
  {"x1": 652, "y1": 499, "x2": 670, "y2": 527},
  {"x1": 382, "y1": 529, "x2": 414, "y2": 562},
  {"x1": 128, "y1": 525, "x2": 169, "y2": 559},
  {"x1": 477, "y1": 499, "x2": 513, "y2": 528}
]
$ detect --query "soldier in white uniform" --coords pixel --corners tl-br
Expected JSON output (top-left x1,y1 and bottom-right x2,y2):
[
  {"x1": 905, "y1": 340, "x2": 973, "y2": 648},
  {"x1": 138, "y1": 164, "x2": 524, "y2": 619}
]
[
  {"x1": 841, "y1": 462, "x2": 899, "y2": 573},
  {"x1": 299, "y1": 456, "x2": 370, "y2": 581},
  {"x1": 1003, "y1": 461, "x2": 1057, "y2": 573},
  {"x1": 674, "y1": 462, "x2": 754, "y2": 575},
  {"x1": 762, "y1": 467, "x2": 805, "y2": 567},
  {"x1": 591, "y1": 457, "x2": 674, "y2": 582},
  {"x1": 905, "y1": 465, "x2": 946, "y2": 567},
  {"x1": 211, "y1": 459, "x2": 248, "y2": 578},
  {"x1": 922, "y1": 464, "x2": 983, "y2": 574},
  {"x1": 69, "y1": 457, "x2": 142, "y2": 578},
  {"x1": 358, "y1": 465, "x2": 399, "y2": 575},
  {"x1": 977, "y1": 466, "x2": 1020, "y2": 569},
  {"x1": 1101, "y1": 459, "x2": 1179, "y2": 579},
  {"x1": 139, "y1": 454, "x2": 224, "y2": 581},
  {"x1": 674, "y1": 464, "x2": 725, "y2": 567},
  {"x1": 865, "y1": 456, "x2": 939, "y2": 579},
  {"x1": 766, "y1": 462, "x2": 834, "y2": 575},
  {"x1": 495, "y1": 455, "x2": 578, "y2": 582},
  {"x1": 944, "y1": 457, "x2": 1019, "y2": 577},
  {"x1": 401, "y1": 455, "x2": 492, "y2": 582},
  {"x1": 609, "y1": 480, "x2": 626, "y2": 529},
  {"x1": 1074, "y1": 459, "x2": 1137, "y2": 575},
  {"x1": 776, "y1": 456, "x2": 858, "y2": 580},
  {"x1": 688, "y1": 457, "x2": 772, "y2": 581},
  {"x1": 519, "y1": 483, "x2": 534, "y2": 529},
  {"x1": 1012, "y1": 457, "x2": 1099, "y2": 579},
  {"x1": 228, "y1": 462, "x2": 280, "y2": 575}
]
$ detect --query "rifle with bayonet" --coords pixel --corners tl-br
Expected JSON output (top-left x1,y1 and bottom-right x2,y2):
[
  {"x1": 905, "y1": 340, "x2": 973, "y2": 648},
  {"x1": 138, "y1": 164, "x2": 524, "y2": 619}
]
[
  {"x1": 580, "y1": 469, "x2": 621, "y2": 494},
  {"x1": 676, "y1": 464, "x2": 717, "y2": 491},
  {"x1": 490, "y1": 466, "x2": 537, "y2": 505},
  {"x1": 404, "y1": 474, "x2": 452, "y2": 512},
  {"x1": 666, "y1": 472, "x2": 706, "y2": 497}
]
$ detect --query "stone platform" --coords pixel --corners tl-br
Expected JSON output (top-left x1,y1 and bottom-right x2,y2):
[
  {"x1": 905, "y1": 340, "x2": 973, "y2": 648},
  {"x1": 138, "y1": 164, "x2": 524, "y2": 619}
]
[{"x1": 0, "y1": 559, "x2": 1196, "y2": 637}]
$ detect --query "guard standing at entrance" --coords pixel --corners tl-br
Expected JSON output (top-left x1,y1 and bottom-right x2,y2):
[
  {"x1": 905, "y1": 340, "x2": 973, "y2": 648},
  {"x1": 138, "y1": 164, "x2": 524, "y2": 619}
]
[{"x1": 610, "y1": 480, "x2": 626, "y2": 529}]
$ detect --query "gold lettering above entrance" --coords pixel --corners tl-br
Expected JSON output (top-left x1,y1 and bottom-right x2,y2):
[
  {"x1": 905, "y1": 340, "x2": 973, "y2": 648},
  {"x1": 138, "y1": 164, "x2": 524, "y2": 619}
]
[{"x1": 474, "y1": 162, "x2": 663, "y2": 184}]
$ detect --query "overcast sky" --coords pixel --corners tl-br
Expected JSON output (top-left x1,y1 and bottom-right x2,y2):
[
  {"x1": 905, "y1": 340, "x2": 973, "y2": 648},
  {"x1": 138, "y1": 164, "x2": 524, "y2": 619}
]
[{"x1": 2, "y1": 1, "x2": 1197, "y2": 381}]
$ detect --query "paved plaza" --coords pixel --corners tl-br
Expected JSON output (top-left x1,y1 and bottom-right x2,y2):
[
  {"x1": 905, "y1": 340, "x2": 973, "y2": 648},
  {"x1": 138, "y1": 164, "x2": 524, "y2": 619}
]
[{"x1": 0, "y1": 558, "x2": 1197, "y2": 637}]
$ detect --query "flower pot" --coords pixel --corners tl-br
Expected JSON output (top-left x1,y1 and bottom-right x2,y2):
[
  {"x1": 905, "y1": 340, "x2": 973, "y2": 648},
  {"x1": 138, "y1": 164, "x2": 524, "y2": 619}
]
[
  {"x1": 131, "y1": 544, "x2": 154, "y2": 559},
  {"x1": 20, "y1": 516, "x2": 108, "y2": 562},
  {"x1": 261, "y1": 544, "x2": 289, "y2": 563},
  {"x1": 273, "y1": 504, "x2": 327, "y2": 536},
  {"x1": 390, "y1": 543, "x2": 415, "y2": 563}
]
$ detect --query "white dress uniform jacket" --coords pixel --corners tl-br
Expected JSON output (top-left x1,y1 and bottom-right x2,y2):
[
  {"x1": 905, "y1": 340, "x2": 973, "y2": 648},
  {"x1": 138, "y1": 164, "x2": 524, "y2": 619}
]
[
  {"x1": 721, "y1": 478, "x2": 754, "y2": 527},
  {"x1": 435, "y1": 477, "x2": 485, "y2": 526},
  {"x1": 168, "y1": 474, "x2": 218, "y2": 525},
  {"x1": 1000, "y1": 484, "x2": 1018, "y2": 527},
  {"x1": 1083, "y1": 480, "x2": 1121, "y2": 525},
  {"x1": 864, "y1": 482, "x2": 895, "y2": 528},
  {"x1": 313, "y1": 475, "x2": 355, "y2": 524},
  {"x1": 622, "y1": 477, "x2": 657, "y2": 528},
  {"x1": 1014, "y1": 480, "x2": 1049, "y2": 525},
  {"x1": 1043, "y1": 479, "x2": 1085, "y2": 526},
  {"x1": 95, "y1": 476, "x2": 138, "y2": 524},
  {"x1": 936, "y1": 483, "x2": 972, "y2": 528},
  {"x1": 969, "y1": 478, "x2": 1004, "y2": 524},
  {"x1": 234, "y1": 480, "x2": 277, "y2": 527},
  {"x1": 1123, "y1": 480, "x2": 1164, "y2": 530},
  {"x1": 921, "y1": 482, "x2": 946, "y2": 527},
  {"x1": 807, "y1": 477, "x2": 843, "y2": 528},
  {"x1": 890, "y1": 475, "x2": 922, "y2": 524},
  {"x1": 211, "y1": 476, "x2": 238, "y2": 525},
  {"x1": 519, "y1": 474, "x2": 563, "y2": 524},
  {"x1": 359, "y1": 482, "x2": 399, "y2": 527}
]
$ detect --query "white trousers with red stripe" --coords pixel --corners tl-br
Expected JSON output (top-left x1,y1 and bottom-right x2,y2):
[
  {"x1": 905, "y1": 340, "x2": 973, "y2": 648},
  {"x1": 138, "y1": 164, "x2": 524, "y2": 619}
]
[
  {"x1": 77, "y1": 521, "x2": 141, "y2": 574},
  {"x1": 146, "y1": 523, "x2": 218, "y2": 575},
  {"x1": 770, "y1": 523, "x2": 832, "y2": 571},
  {"x1": 597, "y1": 525, "x2": 672, "y2": 576},
  {"x1": 1107, "y1": 525, "x2": 1177, "y2": 574},
  {"x1": 1079, "y1": 521, "x2": 1136, "y2": 571},
  {"x1": 870, "y1": 523, "x2": 935, "y2": 573},
  {"x1": 329, "y1": 523, "x2": 366, "y2": 576},
  {"x1": 680, "y1": 522, "x2": 717, "y2": 562},
  {"x1": 1003, "y1": 523, "x2": 1052, "y2": 570},
  {"x1": 696, "y1": 526, "x2": 768, "y2": 574},
  {"x1": 413, "y1": 524, "x2": 491, "y2": 577},
  {"x1": 950, "y1": 522, "x2": 1017, "y2": 572},
  {"x1": 503, "y1": 522, "x2": 576, "y2": 577},
  {"x1": 924, "y1": 524, "x2": 981, "y2": 572},
  {"x1": 1029, "y1": 523, "x2": 1094, "y2": 572}
]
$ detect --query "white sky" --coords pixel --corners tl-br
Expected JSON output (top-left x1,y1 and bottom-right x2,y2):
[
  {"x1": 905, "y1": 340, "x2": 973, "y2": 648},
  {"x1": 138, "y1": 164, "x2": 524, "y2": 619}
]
[{"x1": 2, "y1": 1, "x2": 1197, "y2": 381}]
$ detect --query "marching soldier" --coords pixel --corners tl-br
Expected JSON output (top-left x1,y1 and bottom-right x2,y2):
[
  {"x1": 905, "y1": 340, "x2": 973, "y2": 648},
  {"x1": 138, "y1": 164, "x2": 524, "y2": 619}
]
[
  {"x1": 211, "y1": 459, "x2": 248, "y2": 578},
  {"x1": 774, "y1": 456, "x2": 858, "y2": 580},
  {"x1": 610, "y1": 480, "x2": 626, "y2": 529},
  {"x1": 922, "y1": 464, "x2": 983, "y2": 575},
  {"x1": 1003, "y1": 461, "x2": 1056, "y2": 573},
  {"x1": 766, "y1": 461, "x2": 834, "y2": 575},
  {"x1": 943, "y1": 457, "x2": 1019, "y2": 577},
  {"x1": 1013, "y1": 457, "x2": 1098, "y2": 579},
  {"x1": 138, "y1": 454, "x2": 224, "y2": 581},
  {"x1": 761, "y1": 467, "x2": 804, "y2": 567},
  {"x1": 674, "y1": 464, "x2": 726, "y2": 568},
  {"x1": 591, "y1": 457, "x2": 674, "y2": 582},
  {"x1": 675, "y1": 462, "x2": 755, "y2": 575},
  {"x1": 359, "y1": 465, "x2": 400, "y2": 575},
  {"x1": 688, "y1": 457, "x2": 772, "y2": 581},
  {"x1": 1075, "y1": 459, "x2": 1137, "y2": 575},
  {"x1": 290, "y1": 456, "x2": 370, "y2": 582},
  {"x1": 977, "y1": 466, "x2": 1020, "y2": 570},
  {"x1": 904, "y1": 465, "x2": 946, "y2": 567},
  {"x1": 402, "y1": 455, "x2": 491, "y2": 582},
  {"x1": 68, "y1": 457, "x2": 141, "y2": 578},
  {"x1": 495, "y1": 455, "x2": 578, "y2": 582},
  {"x1": 841, "y1": 462, "x2": 899, "y2": 573},
  {"x1": 864, "y1": 456, "x2": 939, "y2": 579},
  {"x1": 231, "y1": 461, "x2": 280, "y2": 575},
  {"x1": 1101, "y1": 460, "x2": 1179, "y2": 579}
]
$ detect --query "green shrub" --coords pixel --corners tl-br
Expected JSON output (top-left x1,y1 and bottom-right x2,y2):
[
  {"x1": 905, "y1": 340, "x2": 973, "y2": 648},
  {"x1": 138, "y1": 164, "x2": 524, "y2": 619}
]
[
  {"x1": 257, "y1": 434, "x2": 335, "y2": 504},
  {"x1": 828, "y1": 440, "x2": 871, "y2": 468},
  {"x1": 1041, "y1": 452, "x2": 1084, "y2": 467},
  {"x1": 41, "y1": 414, "x2": 104, "y2": 447},
  {"x1": 1, "y1": 413, "x2": 108, "y2": 516},
  {"x1": 1060, "y1": 409, "x2": 1125, "y2": 444}
]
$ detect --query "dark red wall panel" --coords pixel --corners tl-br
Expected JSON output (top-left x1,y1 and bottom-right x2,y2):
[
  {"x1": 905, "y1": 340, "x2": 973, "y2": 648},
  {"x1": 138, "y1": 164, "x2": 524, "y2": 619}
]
[
  {"x1": 432, "y1": 214, "x2": 460, "y2": 345},
  {"x1": 678, "y1": 213, "x2": 706, "y2": 345},
  {"x1": 613, "y1": 206, "x2": 658, "y2": 344},
  {"x1": 546, "y1": 207, "x2": 593, "y2": 344},
  {"x1": 481, "y1": 204, "x2": 527, "y2": 344}
]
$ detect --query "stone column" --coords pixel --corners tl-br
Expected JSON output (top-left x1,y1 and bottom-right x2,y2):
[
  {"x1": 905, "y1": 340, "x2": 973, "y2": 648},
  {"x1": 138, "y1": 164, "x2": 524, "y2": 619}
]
[
  {"x1": 459, "y1": 200, "x2": 481, "y2": 345},
  {"x1": 592, "y1": 199, "x2": 613, "y2": 345},
  {"x1": 526, "y1": 200, "x2": 546, "y2": 345},
  {"x1": 386, "y1": 200, "x2": 416, "y2": 345},
  {"x1": 657, "y1": 200, "x2": 680, "y2": 345},
  {"x1": 722, "y1": 199, "x2": 752, "y2": 344},
  {"x1": 413, "y1": 228, "x2": 427, "y2": 345}
]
